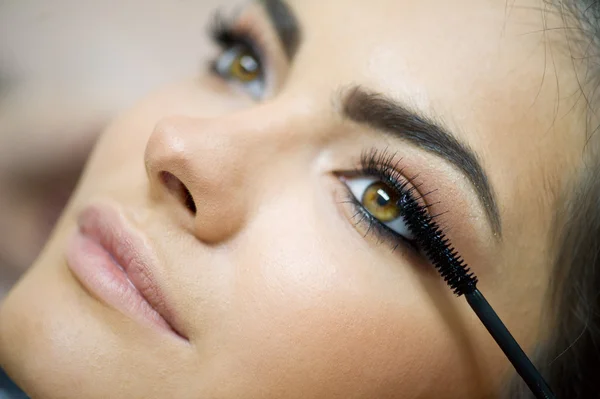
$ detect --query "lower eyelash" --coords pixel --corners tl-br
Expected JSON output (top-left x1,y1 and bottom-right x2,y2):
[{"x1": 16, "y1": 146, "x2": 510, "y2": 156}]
[{"x1": 343, "y1": 190, "x2": 419, "y2": 253}]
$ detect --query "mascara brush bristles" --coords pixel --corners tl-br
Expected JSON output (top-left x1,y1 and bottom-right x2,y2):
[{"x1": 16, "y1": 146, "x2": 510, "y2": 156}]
[
  {"x1": 399, "y1": 194, "x2": 477, "y2": 296},
  {"x1": 399, "y1": 189, "x2": 555, "y2": 398}
]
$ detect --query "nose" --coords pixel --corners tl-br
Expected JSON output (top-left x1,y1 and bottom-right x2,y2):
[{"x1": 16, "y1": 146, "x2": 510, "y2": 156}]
[{"x1": 144, "y1": 116, "x2": 253, "y2": 244}]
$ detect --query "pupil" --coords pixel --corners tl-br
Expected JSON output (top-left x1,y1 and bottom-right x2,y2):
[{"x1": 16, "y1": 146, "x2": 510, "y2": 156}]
[{"x1": 376, "y1": 188, "x2": 391, "y2": 206}]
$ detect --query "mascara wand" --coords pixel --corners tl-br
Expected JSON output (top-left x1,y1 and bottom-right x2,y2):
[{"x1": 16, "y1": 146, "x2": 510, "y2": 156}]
[{"x1": 399, "y1": 194, "x2": 555, "y2": 399}]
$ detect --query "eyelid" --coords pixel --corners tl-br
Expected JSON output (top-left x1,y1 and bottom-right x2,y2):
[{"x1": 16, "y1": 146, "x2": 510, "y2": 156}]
[
  {"x1": 334, "y1": 149, "x2": 438, "y2": 252},
  {"x1": 354, "y1": 149, "x2": 432, "y2": 211},
  {"x1": 339, "y1": 170, "x2": 426, "y2": 212},
  {"x1": 333, "y1": 148, "x2": 487, "y2": 273},
  {"x1": 211, "y1": 6, "x2": 288, "y2": 96}
]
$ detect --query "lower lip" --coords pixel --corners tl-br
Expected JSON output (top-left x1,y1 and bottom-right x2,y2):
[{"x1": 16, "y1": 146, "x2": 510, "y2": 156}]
[{"x1": 66, "y1": 230, "x2": 174, "y2": 334}]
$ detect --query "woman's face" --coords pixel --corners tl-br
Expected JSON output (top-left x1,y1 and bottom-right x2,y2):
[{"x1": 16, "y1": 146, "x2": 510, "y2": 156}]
[{"x1": 0, "y1": 1, "x2": 585, "y2": 398}]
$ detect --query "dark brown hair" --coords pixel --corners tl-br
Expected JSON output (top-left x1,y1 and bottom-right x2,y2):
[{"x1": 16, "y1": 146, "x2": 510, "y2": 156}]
[{"x1": 506, "y1": 2, "x2": 600, "y2": 397}]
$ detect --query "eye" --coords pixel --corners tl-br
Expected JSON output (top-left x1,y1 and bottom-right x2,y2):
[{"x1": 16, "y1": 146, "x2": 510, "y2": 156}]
[
  {"x1": 213, "y1": 43, "x2": 266, "y2": 99},
  {"x1": 344, "y1": 176, "x2": 415, "y2": 240}
]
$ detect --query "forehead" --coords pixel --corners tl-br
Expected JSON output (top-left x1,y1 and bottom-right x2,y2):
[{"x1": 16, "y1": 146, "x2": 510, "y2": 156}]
[
  {"x1": 289, "y1": 1, "x2": 582, "y2": 167},
  {"x1": 288, "y1": 0, "x2": 573, "y2": 121}
]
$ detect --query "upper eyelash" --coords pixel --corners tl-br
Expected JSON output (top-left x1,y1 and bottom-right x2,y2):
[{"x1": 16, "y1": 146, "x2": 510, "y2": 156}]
[
  {"x1": 356, "y1": 148, "x2": 421, "y2": 202},
  {"x1": 357, "y1": 149, "x2": 446, "y2": 219},
  {"x1": 208, "y1": 9, "x2": 266, "y2": 70},
  {"x1": 347, "y1": 148, "x2": 440, "y2": 252},
  {"x1": 209, "y1": 10, "x2": 248, "y2": 48}
]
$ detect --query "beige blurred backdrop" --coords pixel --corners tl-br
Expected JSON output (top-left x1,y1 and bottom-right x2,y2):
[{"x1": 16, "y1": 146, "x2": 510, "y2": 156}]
[{"x1": 0, "y1": 0, "x2": 236, "y2": 299}]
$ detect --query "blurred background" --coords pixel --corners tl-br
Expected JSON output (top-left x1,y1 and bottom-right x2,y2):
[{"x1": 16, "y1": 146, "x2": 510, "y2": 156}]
[{"x1": 0, "y1": 0, "x2": 235, "y2": 300}]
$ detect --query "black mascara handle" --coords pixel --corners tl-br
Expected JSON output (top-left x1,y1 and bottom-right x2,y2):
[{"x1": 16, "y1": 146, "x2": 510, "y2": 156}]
[{"x1": 465, "y1": 289, "x2": 555, "y2": 399}]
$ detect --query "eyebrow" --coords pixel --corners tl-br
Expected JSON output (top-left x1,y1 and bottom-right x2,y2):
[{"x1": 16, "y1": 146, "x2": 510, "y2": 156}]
[
  {"x1": 259, "y1": 0, "x2": 301, "y2": 60},
  {"x1": 342, "y1": 86, "x2": 502, "y2": 237}
]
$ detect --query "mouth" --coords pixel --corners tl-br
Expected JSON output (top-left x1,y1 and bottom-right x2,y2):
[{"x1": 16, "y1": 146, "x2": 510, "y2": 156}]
[{"x1": 66, "y1": 203, "x2": 187, "y2": 341}]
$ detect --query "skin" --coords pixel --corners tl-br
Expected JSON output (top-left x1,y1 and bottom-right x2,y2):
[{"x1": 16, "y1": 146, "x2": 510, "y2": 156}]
[
  {"x1": 0, "y1": 0, "x2": 587, "y2": 398},
  {"x1": 0, "y1": 0, "x2": 229, "y2": 298}
]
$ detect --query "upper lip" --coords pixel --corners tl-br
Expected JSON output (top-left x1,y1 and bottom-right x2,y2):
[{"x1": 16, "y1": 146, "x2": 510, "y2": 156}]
[{"x1": 77, "y1": 202, "x2": 187, "y2": 340}]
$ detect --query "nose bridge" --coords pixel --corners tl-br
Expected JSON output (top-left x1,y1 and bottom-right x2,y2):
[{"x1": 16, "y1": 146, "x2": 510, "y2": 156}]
[
  {"x1": 148, "y1": 109, "x2": 297, "y2": 181},
  {"x1": 147, "y1": 116, "x2": 248, "y2": 185}
]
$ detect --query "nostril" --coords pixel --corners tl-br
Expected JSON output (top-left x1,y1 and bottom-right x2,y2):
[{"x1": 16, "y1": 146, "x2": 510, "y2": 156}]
[{"x1": 159, "y1": 171, "x2": 197, "y2": 214}]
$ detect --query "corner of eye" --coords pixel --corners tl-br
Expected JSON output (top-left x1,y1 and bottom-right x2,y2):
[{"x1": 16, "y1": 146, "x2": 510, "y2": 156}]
[{"x1": 334, "y1": 172, "x2": 347, "y2": 181}]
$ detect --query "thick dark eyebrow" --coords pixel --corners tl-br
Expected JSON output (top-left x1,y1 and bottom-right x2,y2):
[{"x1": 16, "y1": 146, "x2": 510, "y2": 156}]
[
  {"x1": 259, "y1": 0, "x2": 301, "y2": 60},
  {"x1": 342, "y1": 86, "x2": 502, "y2": 237}
]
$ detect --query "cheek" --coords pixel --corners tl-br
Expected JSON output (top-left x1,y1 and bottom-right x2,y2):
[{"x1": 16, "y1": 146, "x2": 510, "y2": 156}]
[
  {"x1": 203, "y1": 243, "x2": 484, "y2": 398},
  {"x1": 173, "y1": 199, "x2": 499, "y2": 398}
]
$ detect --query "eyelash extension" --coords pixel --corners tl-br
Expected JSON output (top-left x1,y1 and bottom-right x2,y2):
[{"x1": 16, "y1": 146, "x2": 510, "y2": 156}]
[
  {"x1": 376, "y1": 158, "x2": 556, "y2": 397},
  {"x1": 207, "y1": 9, "x2": 266, "y2": 74},
  {"x1": 345, "y1": 148, "x2": 435, "y2": 252}
]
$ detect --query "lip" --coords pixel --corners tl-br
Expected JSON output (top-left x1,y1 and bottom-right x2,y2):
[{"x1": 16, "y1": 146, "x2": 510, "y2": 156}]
[{"x1": 66, "y1": 203, "x2": 187, "y2": 341}]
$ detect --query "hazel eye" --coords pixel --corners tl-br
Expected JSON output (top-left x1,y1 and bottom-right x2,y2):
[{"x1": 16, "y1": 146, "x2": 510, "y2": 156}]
[
  {"x1": 344, "y1": 176, "x2": 414, "y2": 240},
  {"x1": 230, "y1": 50, "x2": 260, "y2": 82},
  {"x1": 213, "y1": 44, "x2": 265, "y2": 99},
  {"x1": 362, "y1": 181, "x2": 401, "y2": 222}
]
